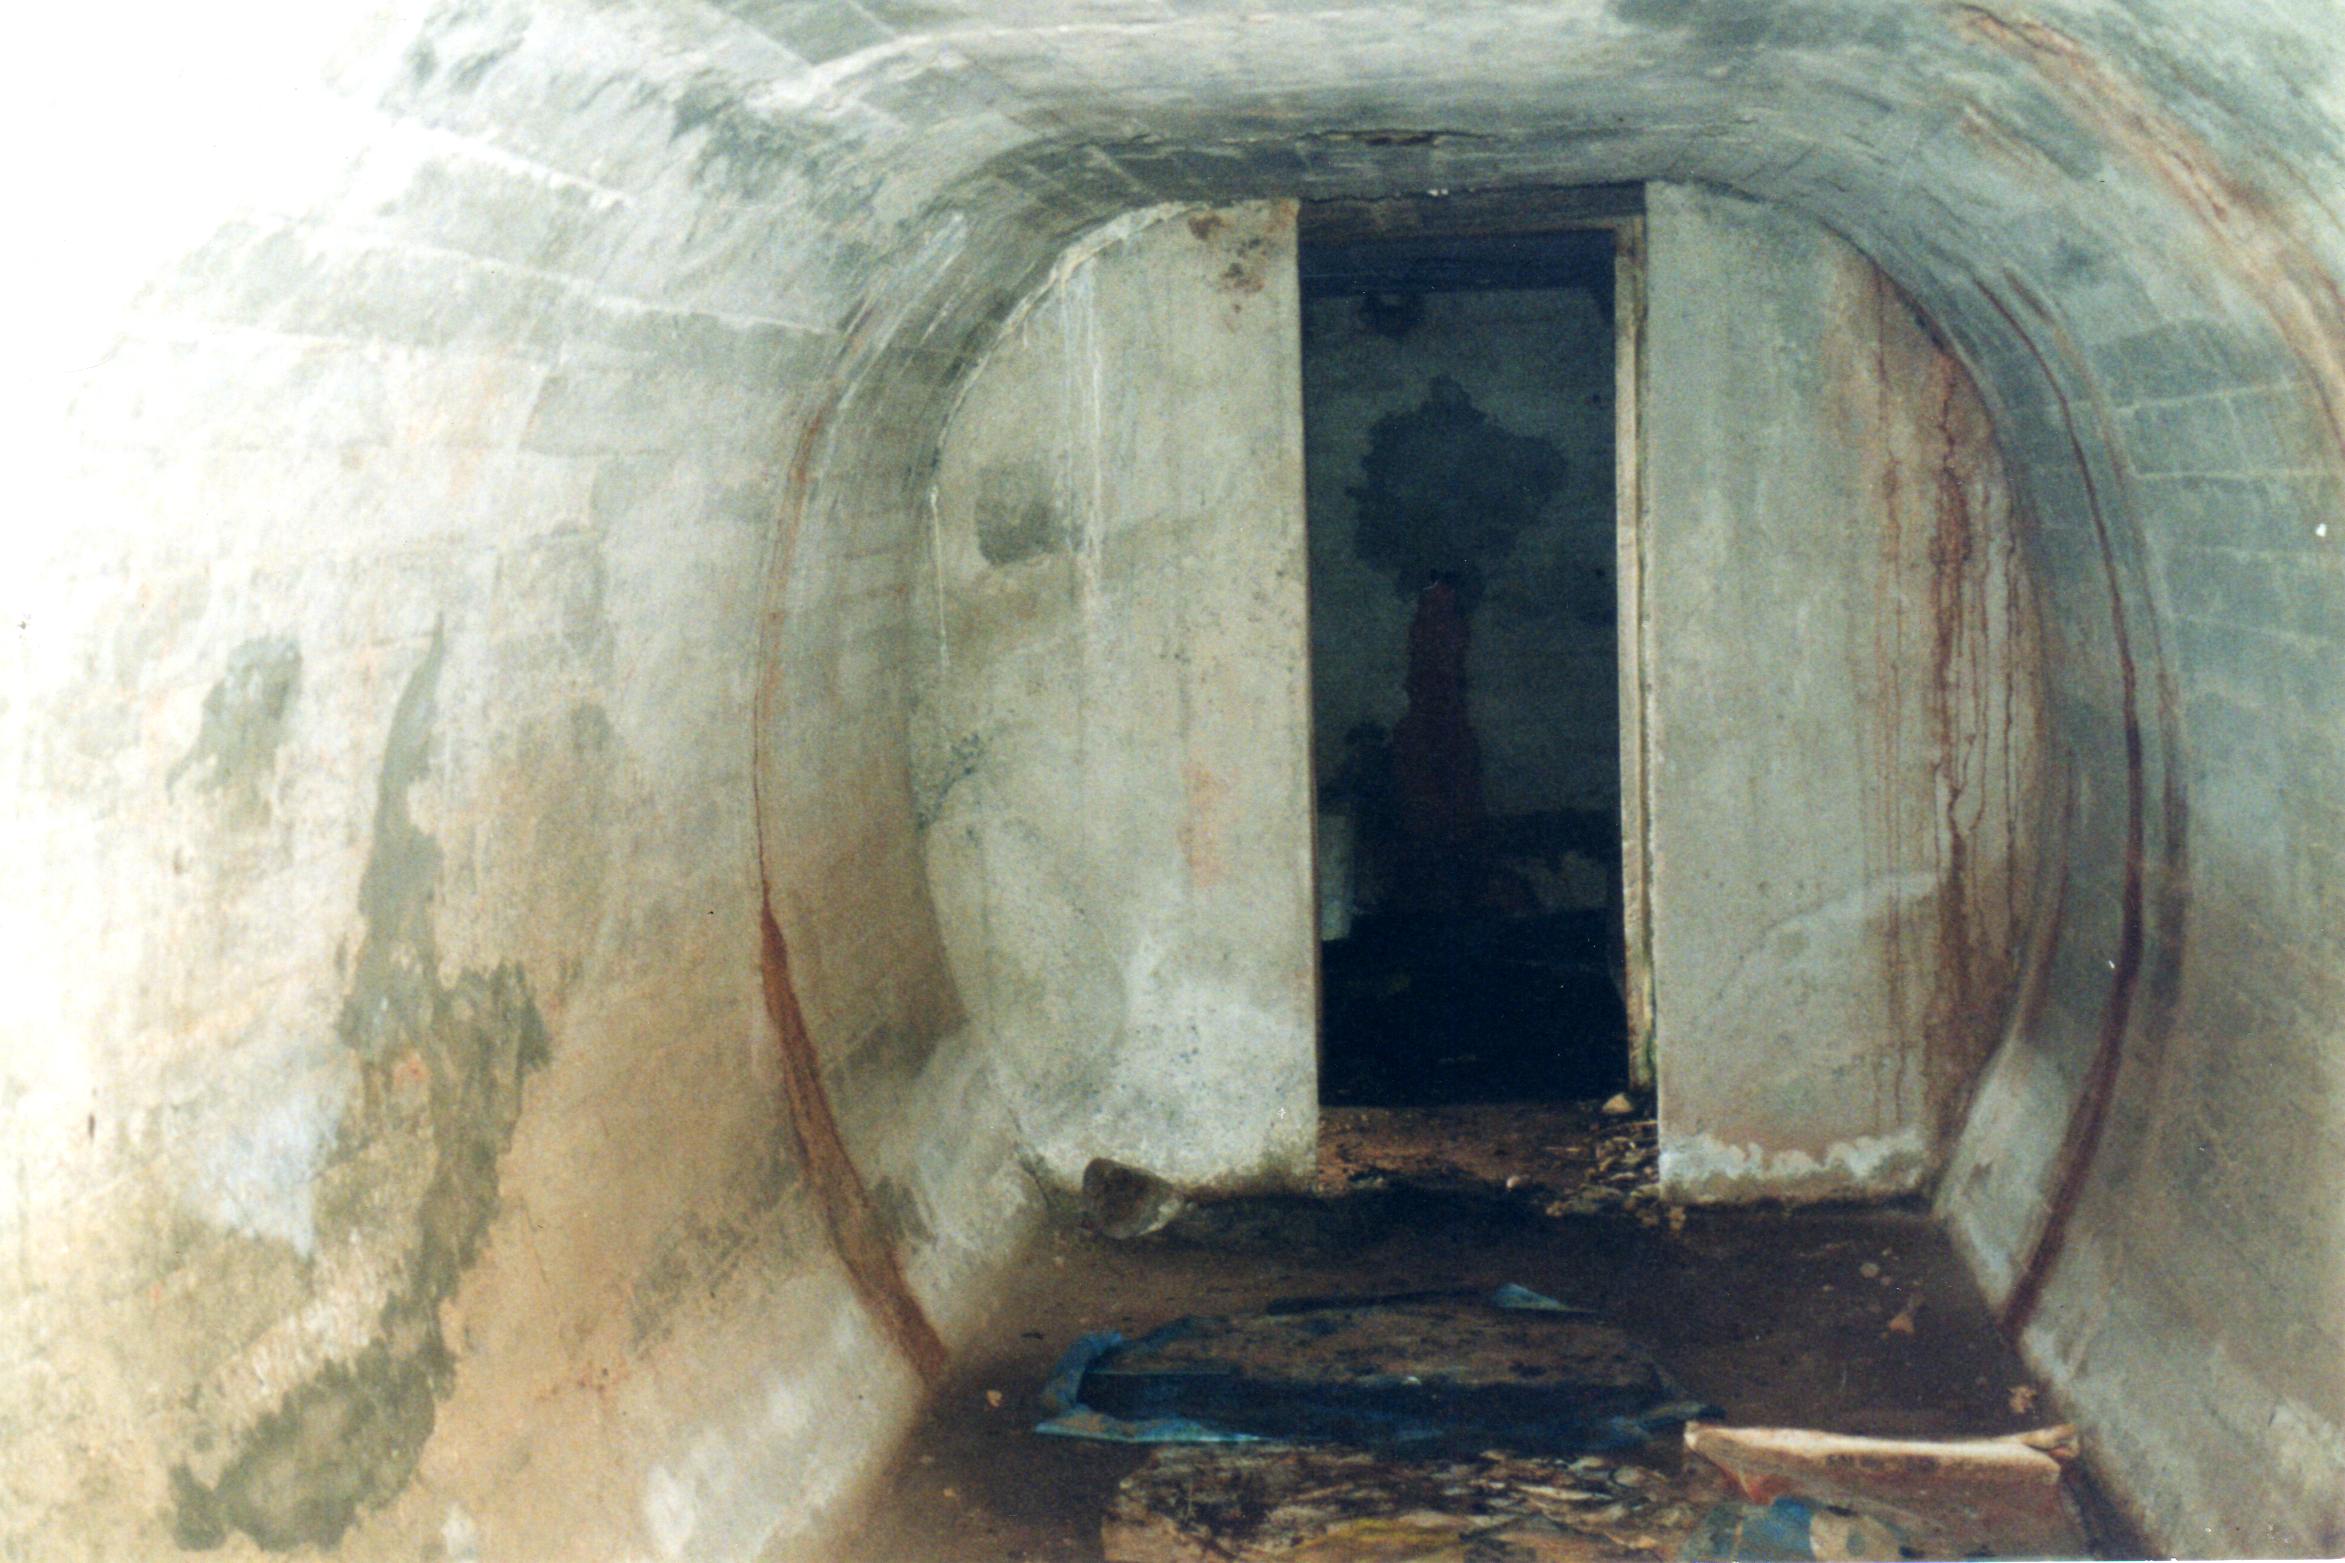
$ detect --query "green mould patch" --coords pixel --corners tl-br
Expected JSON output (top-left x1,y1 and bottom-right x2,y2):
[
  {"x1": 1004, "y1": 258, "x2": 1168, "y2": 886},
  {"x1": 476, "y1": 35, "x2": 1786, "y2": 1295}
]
[
  {"x1": 167, "y1": 637, "x2": 301, "y2": 824},
  {"x1": 171, "y1": 627, "x2": 550, "y2": 1552}
]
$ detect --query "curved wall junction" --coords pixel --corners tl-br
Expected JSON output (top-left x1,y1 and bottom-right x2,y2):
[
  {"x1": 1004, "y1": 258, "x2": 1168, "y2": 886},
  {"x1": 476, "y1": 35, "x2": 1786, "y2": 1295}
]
[{"x1": 8, "y1": 1, "x2": 2343, "y2": 1557}]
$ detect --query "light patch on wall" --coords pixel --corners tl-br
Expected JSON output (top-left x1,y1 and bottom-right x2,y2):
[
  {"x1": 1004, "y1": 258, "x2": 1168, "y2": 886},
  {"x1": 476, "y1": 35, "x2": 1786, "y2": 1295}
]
[
  {"x1": 1108, "y1": 938, "x2": 1314, "y2": 1187},
  {"x1": 639, "y1": 1287, "x2": 908, "y2": 1559},
  {"x1": 190, "y1": 1021, "x2": 355, "y2": 1258},
  {"x1": 1695, "y1": 869, "x2": 1942, "y2": 1014},
  {"x1": 441, "y1": 1503, "x2": 482, "y2": 1563},
  {"x1": 1660, "y1": 1125, "x2": 1931, "y2": 1203},
  {"x1": 641, "y1": 1463, "x2": 698, "y2": 1560}
]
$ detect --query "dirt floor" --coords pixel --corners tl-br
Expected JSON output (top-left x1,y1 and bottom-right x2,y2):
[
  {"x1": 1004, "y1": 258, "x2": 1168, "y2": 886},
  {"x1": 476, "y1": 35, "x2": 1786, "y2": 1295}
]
[{"x1": 844, "y1": 1106, "x2": 2128, "y2": 1562}]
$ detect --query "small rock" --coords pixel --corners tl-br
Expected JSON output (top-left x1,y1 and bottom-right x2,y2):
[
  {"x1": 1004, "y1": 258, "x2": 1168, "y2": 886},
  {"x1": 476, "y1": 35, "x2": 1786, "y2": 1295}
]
[
  {"x1": 1666, "y1": 1205, "x2": 1688, "y2": 1233},
  {"x1": 1859, "y1": 1261, "x2": 1882, "y2": 1280},
  {"x1": 1081, "y1": 1157, "x2": 1186, "y2": 1239},
  {"x1": 1601, "y1": 1093, "x2": 1635, "y2": 1117},
  {"x1": 985, "y1": 1389, "x2": 1004, "y2": 1409},
  {"x1": 2009, "y1": 1384, "x2": 2040, "y2": 1415},
  {"x1": 1886, "y1": 1296, "x2": 1920, "y2": 1335}
]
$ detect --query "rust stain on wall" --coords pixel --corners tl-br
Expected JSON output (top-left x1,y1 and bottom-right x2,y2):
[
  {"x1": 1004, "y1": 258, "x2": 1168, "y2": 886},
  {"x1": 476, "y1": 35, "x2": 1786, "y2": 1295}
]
[
  {"x1": 1976, "y1": 278, "x2": 2149, "y2": 1338},
  {"x1": 1180, "y1": 762, "x2": 1231, "y2": 888},
  {"x1": 755, "y1": 789, "x2": 949, "y2": 1384},
  {"x1": 748, "y1": 385, "x2": 950, "y2": 1385},
  {"x1": 1837, "y1": 262, "x2": 2045, "y2": 1150},
  {"x1": 1961, "y1": 6, "x2": 2345, "y2": 473},
  {"x1": 1917, "y1": 322, "x2": 2040, "y2": 1148}
]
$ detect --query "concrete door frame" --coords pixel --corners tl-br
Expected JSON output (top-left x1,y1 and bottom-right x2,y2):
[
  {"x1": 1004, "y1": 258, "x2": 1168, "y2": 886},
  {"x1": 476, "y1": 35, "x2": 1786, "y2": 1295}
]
[
  {"x1": 1295, "y1": 188, "x2": 1652, "y2": 1101},
  {"x1": 1611, "y1": 213, "x2": 1658, "y2": 1090}
]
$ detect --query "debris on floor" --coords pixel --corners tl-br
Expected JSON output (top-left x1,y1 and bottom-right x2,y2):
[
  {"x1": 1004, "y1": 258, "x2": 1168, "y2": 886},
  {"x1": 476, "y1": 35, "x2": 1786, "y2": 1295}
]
[
  {"x1": 1679, "y1": 1495, "x2": 1907, "y2": 1562},
  {"x1": 1083, "y1": 1156, "x2": 1189, "y2": 1239},
  {"x1": 1546, "y1": 1108, "x2": 1664, "y2": 1222},
  {"x1": 1101, "y1": 1443, "x2": 1721, "y2": 1563},
  {"x1": 1039, "y1": 1285, "x2": 1716, "y2": 1456},
  {"x1": 1319, "y1": 1101, "x2": 1668, "y2": 1226},
  {"x1": 1684, "y1": 1420, "x2": 2089, "y2": 1560},
  {"x1": 846, "y1": 1109, "x2": 2128, "y2": 1563}
]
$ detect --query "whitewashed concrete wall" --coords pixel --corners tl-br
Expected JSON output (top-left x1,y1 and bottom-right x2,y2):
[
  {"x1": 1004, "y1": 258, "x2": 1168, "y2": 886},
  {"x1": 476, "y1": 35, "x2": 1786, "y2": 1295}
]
[
  {"x1": 1643, "y1": 184, "x2": 2049, "y2": 1204},
  {"x1": 914, "y1": 203, "x2": 1319, "y2": 1192}
]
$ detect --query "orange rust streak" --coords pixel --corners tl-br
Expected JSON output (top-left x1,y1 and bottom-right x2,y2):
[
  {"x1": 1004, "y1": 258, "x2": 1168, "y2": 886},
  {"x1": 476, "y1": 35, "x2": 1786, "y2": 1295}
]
[
  {"x1": 1976, "y1": 278, "x2": 2147, "y2": 1340},
  {"x1": 757, "y1": 871, "x2": 950, "y2": 1385},
  {"x1": 748, "y1": 389, "x2": 949, "y2": 1386},
  {"x1": 1960, "y1": 6, "x2": 2345, "y2": 468}
]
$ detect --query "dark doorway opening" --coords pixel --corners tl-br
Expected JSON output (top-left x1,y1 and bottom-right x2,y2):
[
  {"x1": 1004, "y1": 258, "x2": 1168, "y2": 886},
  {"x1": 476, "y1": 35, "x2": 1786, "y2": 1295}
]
[{"x1": 1303, "y1": 212, "x2": 1631, "y2": 1108}]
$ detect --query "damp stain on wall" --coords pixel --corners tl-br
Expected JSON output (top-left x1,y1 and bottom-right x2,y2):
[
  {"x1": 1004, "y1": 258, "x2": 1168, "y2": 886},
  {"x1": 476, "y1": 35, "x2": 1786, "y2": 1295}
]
[
  {"x1": 168, "y1": 626, "x2": 551, "y2": 1552},
  {"x1": 168, "y1": 637, "x2": 302, "y2": 826},
  {"x1": 973, "y1": 458, "x2": 1064, "y2": 566},
  {"x1": 1348, "y1": 376, "x2": 1568, "y2": 610}
]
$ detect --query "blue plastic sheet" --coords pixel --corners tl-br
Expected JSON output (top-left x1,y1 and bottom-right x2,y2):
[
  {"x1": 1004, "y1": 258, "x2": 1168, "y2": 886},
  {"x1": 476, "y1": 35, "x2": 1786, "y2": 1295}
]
[
  {"x1": 1033, "y1": 1284, "x2": 1708, "y2": 1451},
  {"x1": 1034, "y1": 1331, "x2": 1267, "y2": 1444}
]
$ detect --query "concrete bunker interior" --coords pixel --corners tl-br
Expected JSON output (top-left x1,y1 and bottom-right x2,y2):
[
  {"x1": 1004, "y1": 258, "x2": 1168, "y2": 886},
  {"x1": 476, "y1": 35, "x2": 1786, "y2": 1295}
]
[
  {"x1": 1303, "y1": 203, "x2": 1633, "y2": 1110},
  {"x1": 15, "y1": 2, "x2": 2345, "y2": 1559}
]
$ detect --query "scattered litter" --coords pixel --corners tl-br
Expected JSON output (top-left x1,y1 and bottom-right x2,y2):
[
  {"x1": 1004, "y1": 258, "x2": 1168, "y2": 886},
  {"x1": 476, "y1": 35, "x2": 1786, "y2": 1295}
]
[
  {"x1": 1681, "y1": 1495, "x2": 1907, "y2": 1562},
  {"x1": 1036, "y1": 1333, "x2": 1264, "y2": 1446},
  {"x1": 1490, "y1": 1281, "x2": 1586, "y2": 1312},
  {"x1": 1101, "y1": 1443, "x2": 1716, "y2": 1562},
  {"x1": 985, "y1": 1389, "x2": 1004, "y2": 1409},
  {"x1": 2008, "y1": 1385, "x2": 2039, "y2": 1417},
  {"x1": 1038, "y1": 1286, "x2": 1716, "y2": 1455},
  {"x1": 1858, "y1": 1262, "x2": 1881, "y2": 1281},
  {"x1": 1684, "y1": 1421, "x2": 2088, "y2": 1560},
  {"x1": 1884, "y1": 1297, "x2": 1919, "y2": 1336},
  {"x1": 1602, "y1": 1093, "x2": 1637, "y2": 1116}
]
